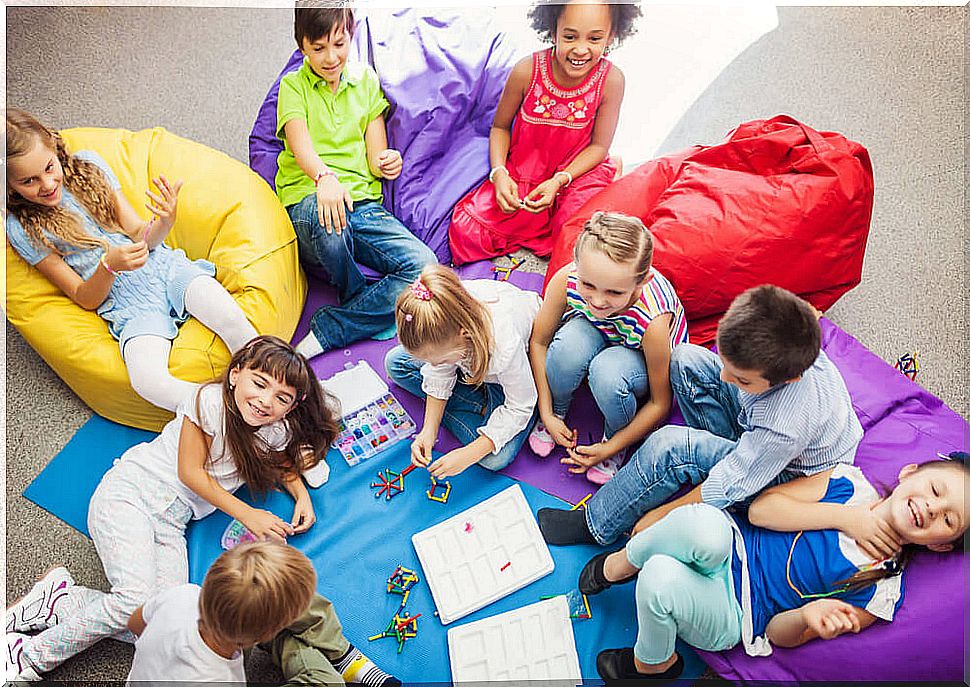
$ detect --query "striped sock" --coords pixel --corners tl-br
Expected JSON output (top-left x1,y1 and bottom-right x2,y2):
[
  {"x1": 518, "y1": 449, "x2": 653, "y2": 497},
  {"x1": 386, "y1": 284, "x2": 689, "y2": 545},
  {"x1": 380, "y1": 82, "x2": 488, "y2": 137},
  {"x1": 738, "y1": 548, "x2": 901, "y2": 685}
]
[{"x1": 334, "y1": 645, "x2": 401, "y2": 687}]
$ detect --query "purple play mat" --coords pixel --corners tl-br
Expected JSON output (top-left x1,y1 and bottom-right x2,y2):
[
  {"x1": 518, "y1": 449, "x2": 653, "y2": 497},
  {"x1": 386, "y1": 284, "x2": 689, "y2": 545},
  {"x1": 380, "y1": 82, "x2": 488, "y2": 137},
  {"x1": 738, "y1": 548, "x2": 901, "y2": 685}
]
[
  {"x1": 250, "y1": 9, "x2": 529, "y2": 264},
  {"x1": 297, "y1": 267, "x2": 967, "y2": 682}
]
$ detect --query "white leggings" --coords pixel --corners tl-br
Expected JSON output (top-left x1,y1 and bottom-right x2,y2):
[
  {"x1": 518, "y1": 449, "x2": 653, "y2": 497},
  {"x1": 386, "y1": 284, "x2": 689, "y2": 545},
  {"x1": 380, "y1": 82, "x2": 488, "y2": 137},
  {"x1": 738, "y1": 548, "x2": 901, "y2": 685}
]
[{"x1": 123, "y1": 276, "x2": 258, "y2": 411}]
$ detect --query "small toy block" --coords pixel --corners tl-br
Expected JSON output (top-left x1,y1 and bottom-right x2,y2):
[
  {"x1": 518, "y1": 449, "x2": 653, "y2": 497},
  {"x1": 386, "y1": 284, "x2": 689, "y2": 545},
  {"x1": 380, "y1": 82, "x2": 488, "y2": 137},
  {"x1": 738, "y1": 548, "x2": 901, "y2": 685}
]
[{"x1": 570, "y1": 493, "x2": 592, "y2": 511}]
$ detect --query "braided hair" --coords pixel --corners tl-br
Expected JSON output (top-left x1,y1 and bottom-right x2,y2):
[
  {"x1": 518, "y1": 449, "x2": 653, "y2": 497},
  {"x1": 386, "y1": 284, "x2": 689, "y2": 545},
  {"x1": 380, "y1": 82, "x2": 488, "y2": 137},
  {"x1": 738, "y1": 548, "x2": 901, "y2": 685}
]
[
  {"x1": 6, "y1": 108, "x2": 137, "y2": 254},
  {"x1": 573, "y1": 211, "x2": 654, "y2": 282}
]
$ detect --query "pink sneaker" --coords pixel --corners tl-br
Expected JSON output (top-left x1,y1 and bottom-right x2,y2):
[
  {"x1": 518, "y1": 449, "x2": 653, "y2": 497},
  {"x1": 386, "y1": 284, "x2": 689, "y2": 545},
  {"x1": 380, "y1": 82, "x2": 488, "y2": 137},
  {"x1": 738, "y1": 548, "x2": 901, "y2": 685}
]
[
  {"x1": 586, "y1": 453, "x2": 626, "y2": 485},
  {"x1": 528, "y1": 422, "x2": 555, "y2": 458}
]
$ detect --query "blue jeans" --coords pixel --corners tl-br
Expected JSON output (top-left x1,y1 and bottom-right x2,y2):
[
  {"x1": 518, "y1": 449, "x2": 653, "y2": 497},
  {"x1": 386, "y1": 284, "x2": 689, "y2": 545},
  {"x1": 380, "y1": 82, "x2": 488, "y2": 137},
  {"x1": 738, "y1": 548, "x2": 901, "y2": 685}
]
[
  {"x1": 384, "y1": 345, "x2": 532, "y2": 471},
  {"x1": 585, "y1": 344, "x2": 743, "y2": 544},
  {"x1": 288, "y1": 197, "x2": 436, "y2": 351},
  {"x1": 626, "y1": 504, "x2": 742, "y2": 664},
  {"x1": 545, "y1": 316, "x2": 649, "y2": 438}
]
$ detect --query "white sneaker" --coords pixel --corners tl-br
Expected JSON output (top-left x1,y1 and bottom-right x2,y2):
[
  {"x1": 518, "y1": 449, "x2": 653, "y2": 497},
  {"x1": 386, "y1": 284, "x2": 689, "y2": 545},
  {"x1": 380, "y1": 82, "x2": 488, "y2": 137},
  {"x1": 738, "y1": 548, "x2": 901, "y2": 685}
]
[
  {"x1": 6, "y1": 567, "x2": 76, "y2": 633},
  {"x1": 303, "y1": 459, "x2": 331, "y2": 488},
  {"x1": 5, "y1": 633, "x2": 42, "y2": 682}
]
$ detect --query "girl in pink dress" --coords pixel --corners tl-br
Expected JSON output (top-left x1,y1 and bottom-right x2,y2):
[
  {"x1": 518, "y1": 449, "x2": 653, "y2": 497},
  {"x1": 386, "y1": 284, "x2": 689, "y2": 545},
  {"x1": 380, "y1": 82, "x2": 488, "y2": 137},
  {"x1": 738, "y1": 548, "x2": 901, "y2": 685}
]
[{"x1": 449, "y1": 0, "x2": 641, "y2": 264}]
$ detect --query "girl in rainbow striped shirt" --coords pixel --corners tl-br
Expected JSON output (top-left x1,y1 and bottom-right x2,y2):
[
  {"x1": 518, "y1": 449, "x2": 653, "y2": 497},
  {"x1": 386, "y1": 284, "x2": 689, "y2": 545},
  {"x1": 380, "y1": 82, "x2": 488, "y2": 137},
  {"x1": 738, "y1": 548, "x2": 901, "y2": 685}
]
[{"x1": 529, "y1": 211, "x2": 687, "y2": 484}]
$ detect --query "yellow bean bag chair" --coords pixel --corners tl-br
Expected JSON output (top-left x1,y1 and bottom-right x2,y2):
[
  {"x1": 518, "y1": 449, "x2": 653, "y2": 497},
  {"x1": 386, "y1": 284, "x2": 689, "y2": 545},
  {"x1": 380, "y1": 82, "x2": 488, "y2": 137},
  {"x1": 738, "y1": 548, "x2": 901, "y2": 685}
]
[{"x1": 4, "y1": 127, "x2": 306, "y2": 431}]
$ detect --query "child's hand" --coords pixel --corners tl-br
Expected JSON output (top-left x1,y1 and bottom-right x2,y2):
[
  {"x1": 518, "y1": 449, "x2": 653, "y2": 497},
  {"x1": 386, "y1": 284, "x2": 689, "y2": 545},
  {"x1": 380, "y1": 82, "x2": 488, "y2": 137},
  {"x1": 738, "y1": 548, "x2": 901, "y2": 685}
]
[
  {"x1": 290, "y1": 495, "x2": 316, "y2": 534},
  {"x1": 316, "y1": 175, "x2": 354, "y2": 235},
  {"x1": 801, "y1": 599, "x2": 863, "y2": 640},
  {"x1": 540, "y1": 415, "x2": 575, "y2": 448},
  {"x1": 522, "y1": 178, "x2": 561, "y2": 213},
  {"x1": 411, "y1": 430, "x2": 436, "y2": 468},
  {"x1": 144, "y1": 175, "x2": 183, "y2": 238},
  {"x1": 429, "y1": 446, "x2": 478, "y2": 479},
  {"x1": 562, "y1": 440, "x2": 613, "y2": 474},
  {"x1": 242, "y1": 508, "x2": 295, "y2": 543},
  {"x1": 840, "y1": 505, "x2": 902, "y2": 560},
  {"x1": 491, "y1": 168, "x2": 522, "y2": 214},
  {"x1": 104, "y1": 241, "x2": 149, "y2": 273},
  {"x1": 377, "y1": 149, "x2": 403, "y2": 180}
]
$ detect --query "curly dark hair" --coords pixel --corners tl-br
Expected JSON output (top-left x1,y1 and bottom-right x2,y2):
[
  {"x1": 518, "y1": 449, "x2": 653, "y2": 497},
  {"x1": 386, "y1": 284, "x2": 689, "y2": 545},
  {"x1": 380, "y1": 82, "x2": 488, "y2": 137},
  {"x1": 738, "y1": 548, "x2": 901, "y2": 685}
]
[{"x1": 528, "y1": 1, "x2": 642, "y2": 46}]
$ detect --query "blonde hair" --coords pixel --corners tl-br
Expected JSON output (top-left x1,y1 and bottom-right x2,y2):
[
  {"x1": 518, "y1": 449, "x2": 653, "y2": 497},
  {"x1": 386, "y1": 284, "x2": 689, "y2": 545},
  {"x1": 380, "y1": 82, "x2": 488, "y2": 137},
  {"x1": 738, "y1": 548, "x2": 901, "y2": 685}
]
[
  {"x1": 199, "y1": 541, "x2": 316, "y2": 647},
  {"x1": 573, "y1": 211, "x2": 654, "y2": 283},
  {"x1": 5, "y1": 108, "x2": 139, "y2": 254},
  {"x1": 395, "y1": 264, "x2": 495, "y2": 386}
]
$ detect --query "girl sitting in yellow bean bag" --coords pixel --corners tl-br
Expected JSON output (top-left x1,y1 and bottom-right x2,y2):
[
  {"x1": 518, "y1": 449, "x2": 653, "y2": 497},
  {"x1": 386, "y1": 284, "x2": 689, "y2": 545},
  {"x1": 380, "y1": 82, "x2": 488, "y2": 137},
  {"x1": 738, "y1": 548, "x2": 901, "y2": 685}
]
[{"x1": 5, "y1": 116, "x2": 306, "y2": 431}]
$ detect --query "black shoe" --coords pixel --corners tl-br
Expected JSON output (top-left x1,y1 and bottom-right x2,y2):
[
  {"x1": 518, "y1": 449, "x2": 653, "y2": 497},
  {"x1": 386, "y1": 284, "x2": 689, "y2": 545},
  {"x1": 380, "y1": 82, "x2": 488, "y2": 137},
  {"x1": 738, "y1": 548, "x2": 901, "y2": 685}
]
[
  {"x1": 579, "y1": 550, "x2": 638, "y2": 595},
  {"x1": 596, "y1": 647, "x2": 684, "y2": 682},
  {"x1": 537, "y1": 507, "x2": 597, "y2": 545}
]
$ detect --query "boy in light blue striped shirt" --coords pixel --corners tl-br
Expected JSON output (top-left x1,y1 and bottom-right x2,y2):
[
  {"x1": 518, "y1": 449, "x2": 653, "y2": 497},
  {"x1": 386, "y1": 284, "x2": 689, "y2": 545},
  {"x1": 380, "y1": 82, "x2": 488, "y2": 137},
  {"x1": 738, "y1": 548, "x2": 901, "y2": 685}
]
[{"x1": 539, "y1": 284, "x2": 863, "y2": 546}]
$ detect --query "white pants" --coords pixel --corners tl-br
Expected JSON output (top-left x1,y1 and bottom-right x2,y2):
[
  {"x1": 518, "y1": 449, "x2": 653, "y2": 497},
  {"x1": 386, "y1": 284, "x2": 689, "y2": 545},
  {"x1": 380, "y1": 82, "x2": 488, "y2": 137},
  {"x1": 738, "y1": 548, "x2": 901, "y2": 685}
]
[
  {"x1": 22, "y1": 461, "x2": 193, "y2": 673},
  {"x1": 123, "y1": 275, "x2": 258, "y2": 411}
]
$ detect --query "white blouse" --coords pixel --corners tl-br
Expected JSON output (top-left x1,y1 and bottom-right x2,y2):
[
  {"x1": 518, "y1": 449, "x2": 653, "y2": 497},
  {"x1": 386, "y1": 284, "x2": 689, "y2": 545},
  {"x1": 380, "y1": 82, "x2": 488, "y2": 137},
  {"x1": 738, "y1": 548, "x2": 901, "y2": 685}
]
[{"x1": 420, "y1": 279, "x2": 541, "y2": 453}]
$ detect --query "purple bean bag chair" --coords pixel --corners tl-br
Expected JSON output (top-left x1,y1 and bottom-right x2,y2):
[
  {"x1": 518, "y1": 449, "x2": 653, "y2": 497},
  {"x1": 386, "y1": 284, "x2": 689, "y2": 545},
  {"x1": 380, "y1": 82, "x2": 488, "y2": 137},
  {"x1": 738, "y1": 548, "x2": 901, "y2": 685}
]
[
  {"x1": 697, "y1": 319, "x2": 968, "y2": 682},
  {"x1": 249, "y1": 9, "x2": 529, "y2": 264}
]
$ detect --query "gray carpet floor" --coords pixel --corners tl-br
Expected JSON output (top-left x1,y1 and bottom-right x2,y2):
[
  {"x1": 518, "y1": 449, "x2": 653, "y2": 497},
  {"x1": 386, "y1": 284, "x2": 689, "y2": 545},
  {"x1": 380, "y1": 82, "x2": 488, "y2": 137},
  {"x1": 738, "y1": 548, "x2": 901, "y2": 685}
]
[{"x1": 4, "y1": 5, "x2": 967, "y2": 681}]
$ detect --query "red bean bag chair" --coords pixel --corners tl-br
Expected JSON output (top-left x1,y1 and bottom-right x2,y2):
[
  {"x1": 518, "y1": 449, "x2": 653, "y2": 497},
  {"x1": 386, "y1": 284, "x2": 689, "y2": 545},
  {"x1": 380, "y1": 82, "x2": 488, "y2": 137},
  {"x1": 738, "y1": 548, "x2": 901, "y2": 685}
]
[{"x1": 545, "y1": 115, "x2": 874, "y2": 347}]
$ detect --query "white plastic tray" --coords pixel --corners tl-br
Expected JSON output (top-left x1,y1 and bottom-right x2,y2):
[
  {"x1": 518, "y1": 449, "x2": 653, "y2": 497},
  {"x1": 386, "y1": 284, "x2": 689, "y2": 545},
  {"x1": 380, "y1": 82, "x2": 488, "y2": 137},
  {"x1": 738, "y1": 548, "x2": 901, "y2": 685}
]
[
  {"x1": 448, "y1": 596, "x2": 582, "y2": 685},
  {"x1": 411, "y1": 484, "x2": 554, "y2": 624}
]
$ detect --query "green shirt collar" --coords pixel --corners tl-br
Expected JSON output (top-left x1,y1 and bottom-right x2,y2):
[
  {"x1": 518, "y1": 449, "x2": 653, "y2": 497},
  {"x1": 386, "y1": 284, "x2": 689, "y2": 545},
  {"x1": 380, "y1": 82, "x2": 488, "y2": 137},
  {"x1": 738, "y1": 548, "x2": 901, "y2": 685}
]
[{"x1": 301, "y1": 58, "x2": 365, "y2": 94}]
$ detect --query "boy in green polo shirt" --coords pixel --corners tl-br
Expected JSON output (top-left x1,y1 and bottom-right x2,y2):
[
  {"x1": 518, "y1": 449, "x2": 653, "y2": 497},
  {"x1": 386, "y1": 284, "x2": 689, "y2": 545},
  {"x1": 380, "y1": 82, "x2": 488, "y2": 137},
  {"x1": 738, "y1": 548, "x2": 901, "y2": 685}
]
[{"x1": 278, "y1": 4, "x2": 436, "y2": 359}]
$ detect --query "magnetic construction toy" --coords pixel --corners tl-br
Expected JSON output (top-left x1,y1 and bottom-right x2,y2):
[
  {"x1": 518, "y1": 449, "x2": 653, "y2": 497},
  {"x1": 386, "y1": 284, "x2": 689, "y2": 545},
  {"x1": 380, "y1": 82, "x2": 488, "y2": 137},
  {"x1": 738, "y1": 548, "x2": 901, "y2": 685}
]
[
  {"x1": 370, "y1": 464, "x2": 417, "y2": 501},
  {"x1": 427, "y1": 476, "x2": 452, "y2": 503},
  {"x1": 370, "y1": 565, "x2": 422, "y2": 653},
  {"x1": 894, "y1": 350, "x2": 920, "y2": 382},
  {"x1": 491, "y1": 255, "x2": 523, "y2": 281}
]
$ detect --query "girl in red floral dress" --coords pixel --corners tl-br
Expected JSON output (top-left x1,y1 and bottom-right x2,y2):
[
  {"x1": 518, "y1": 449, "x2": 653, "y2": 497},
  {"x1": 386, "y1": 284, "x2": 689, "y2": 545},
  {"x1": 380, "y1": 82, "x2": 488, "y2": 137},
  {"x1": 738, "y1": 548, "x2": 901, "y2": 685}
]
[{"x1": 449, "y1": 0, "x2": 641, "y2": 264}]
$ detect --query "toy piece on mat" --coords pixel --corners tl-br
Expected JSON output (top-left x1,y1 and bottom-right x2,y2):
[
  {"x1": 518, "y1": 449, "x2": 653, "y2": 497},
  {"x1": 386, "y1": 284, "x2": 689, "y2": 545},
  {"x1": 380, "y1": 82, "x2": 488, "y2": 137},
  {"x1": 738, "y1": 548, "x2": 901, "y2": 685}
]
[
  {"x1": 426, "y1": 477, "x2": 452, "y2": 503},
  {"x1": 447, "y1": 597, "x2": 581, "y2": 681},
  {"x1": 894, "y1": 350, "x2": 920, "y2": 381},
  {"x1": 491, "y1": 255, "x2": 523, "y2": 281},
  {"x1": 370, "y1": 464, "x2": 418, "y2": 501},
  {"x1": 321, "y1": 361, "x2": 417, "y2": 467},
  {"x1": 220, "y1": 519, "x2": 257, "y2": 550},
  {"x1": 540, "y1": 590, "x2": 593, "y2": 619},
  {"x1": 570, "y1": 493, "x2": 592, "y2": 511},
  {"x1": 368, "y1": 611, "x2": 421, "y2": 653},
  {"x1": 412, "y1": 484, "x2": 554, "y2": 624},
  {"x1": 370, "y1": 564, "x2": 422, "y2": 653}
]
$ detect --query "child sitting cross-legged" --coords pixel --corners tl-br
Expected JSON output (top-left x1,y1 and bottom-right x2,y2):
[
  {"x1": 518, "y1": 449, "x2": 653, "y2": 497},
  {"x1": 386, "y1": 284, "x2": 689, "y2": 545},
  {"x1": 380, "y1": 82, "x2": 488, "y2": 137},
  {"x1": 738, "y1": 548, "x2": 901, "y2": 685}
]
[
  {"x1": 582, "y1": 454, "x2": 969, "y2": 681},
  {"x1": 385, "y1": 264, "x2": 542, "y2": 479},
  {"x1": 126, "y1": 541, "x2": 400, "y2": 686},
  {"x1": 528, "y1": 211, "x2": 688, "y2": 485}
]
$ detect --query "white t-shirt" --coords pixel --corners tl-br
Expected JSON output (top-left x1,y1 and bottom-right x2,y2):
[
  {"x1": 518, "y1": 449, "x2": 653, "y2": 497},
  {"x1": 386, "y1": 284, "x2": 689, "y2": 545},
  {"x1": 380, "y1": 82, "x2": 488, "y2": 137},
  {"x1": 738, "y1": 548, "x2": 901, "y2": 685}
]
[
  {"x1": 121, "y1": 384, "x2": 291, "y2": 518},
  {"x1": 126, "y1": 584, "x2": 245, "y2": 683}
]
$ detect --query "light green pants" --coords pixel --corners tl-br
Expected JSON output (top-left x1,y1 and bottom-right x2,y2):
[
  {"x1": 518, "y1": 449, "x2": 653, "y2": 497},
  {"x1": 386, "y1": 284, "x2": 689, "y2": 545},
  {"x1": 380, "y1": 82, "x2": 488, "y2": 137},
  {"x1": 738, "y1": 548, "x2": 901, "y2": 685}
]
[
  {"x1": 625, "y1": 503, "x2": 743, "y2": 664},
  {"x1": 261, "y1": 593, "x2": 351, "y2": 686}
]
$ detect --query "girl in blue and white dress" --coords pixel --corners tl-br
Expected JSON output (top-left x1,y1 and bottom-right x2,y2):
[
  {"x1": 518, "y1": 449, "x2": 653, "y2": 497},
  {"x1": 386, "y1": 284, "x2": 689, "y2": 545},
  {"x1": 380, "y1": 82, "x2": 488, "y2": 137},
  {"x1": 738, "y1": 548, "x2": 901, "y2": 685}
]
[
  {"x1": 578, "y1": 454, "x2": 969, "y2": 681},
  {"x1": 6, "y1": 108, "x2": 258, "y2": 412}
]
